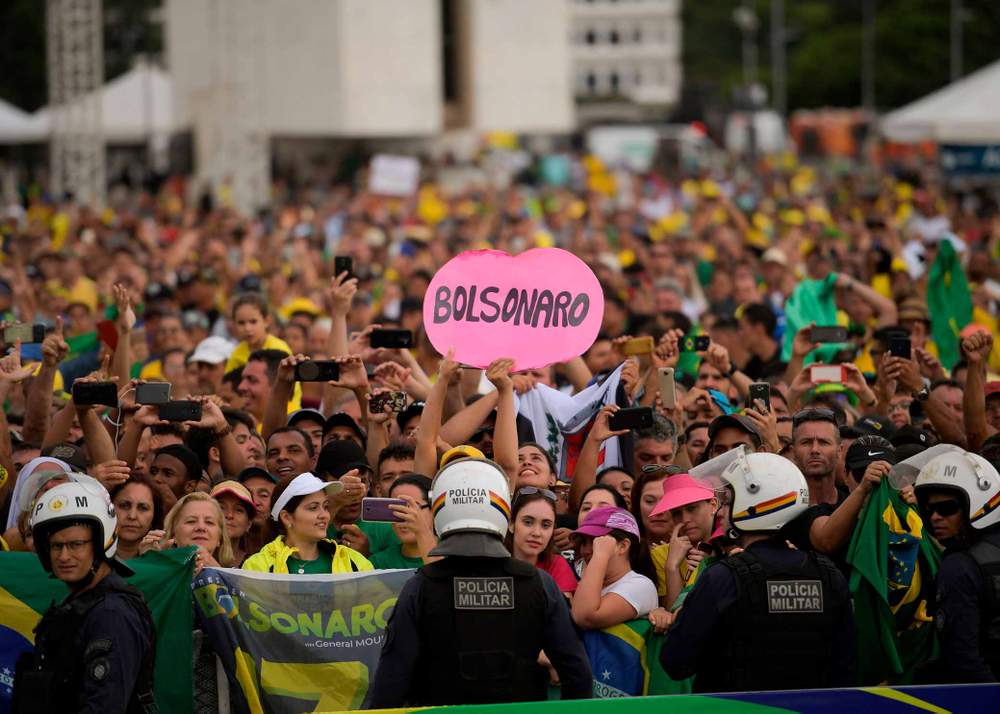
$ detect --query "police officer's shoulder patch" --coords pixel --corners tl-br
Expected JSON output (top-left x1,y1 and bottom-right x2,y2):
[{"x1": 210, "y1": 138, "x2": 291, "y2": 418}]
[
  {"x1": 88, "y1": 657, "x2": 110, "y2": 682},
  {"x1": 84, "y1": 638, "x2": 113, "y2": 659},
  {"x1": 453, "y1": 577, "x2": 514, "y2": 610},
  {"x1": 766, "y1": 579, "x2": 823, "y2": 613}
]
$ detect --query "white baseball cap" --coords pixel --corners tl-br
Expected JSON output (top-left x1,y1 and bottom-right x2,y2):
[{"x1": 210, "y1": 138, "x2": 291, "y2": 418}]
[
  {"x1": 270, "y1": 472, "x2": 343, "y2": 521},
  {"x1": 188, "y1": 336, "x2": 235, "y2": 365}
]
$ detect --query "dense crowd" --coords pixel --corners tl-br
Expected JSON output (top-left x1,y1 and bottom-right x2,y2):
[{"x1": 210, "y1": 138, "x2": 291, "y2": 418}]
[{"x1": 1, "y1": 148, "x2": 999, "y2": 710}]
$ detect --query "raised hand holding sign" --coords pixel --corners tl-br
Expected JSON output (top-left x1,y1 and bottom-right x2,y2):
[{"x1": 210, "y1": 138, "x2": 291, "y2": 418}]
[{"x1": 423, "y1": 248, "x2": 604, "y2": 370}]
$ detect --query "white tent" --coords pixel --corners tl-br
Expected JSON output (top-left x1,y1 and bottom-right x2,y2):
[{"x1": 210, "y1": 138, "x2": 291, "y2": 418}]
[
  {"x1": 32, "y1": 62, "x2": 179, "y2": 144},
  {"x1": 881, "y1": 59, "x2": 1000, "y2": 143},
  {"x1": 0, "y1": 97, "x2": 46, "y2": 144}
]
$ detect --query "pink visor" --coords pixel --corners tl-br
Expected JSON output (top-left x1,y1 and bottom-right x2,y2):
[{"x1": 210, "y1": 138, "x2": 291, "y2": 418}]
[
  {"x1": 572, "y1": 506, "x2": 640, "y2": 539},
  {"x1": 651, "y1": 474, "x2": 716, "y2": 516}
]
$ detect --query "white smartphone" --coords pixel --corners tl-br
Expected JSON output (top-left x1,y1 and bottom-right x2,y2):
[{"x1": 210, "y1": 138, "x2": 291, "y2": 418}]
[
  {"x1": 810, "y1": 365, "x2": 844, "y2": 384},
  {"x1": 658, "y1": 367, "x2": 676, "y2": 409}
]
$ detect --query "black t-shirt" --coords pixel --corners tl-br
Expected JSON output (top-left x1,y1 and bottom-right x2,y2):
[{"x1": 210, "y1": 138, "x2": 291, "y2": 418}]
[
  {"x1": 742, "y1": 344, "x2": 787, "y2": 381},
  {"x1": 780, "y1": 486, "x2": 850, "y2": 571}
]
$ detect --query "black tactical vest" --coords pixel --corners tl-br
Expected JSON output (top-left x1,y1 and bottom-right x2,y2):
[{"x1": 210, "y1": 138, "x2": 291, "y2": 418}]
[
  {"x1": 965, "y1": 532, "x2": 1000, "y2": 679},
  {"x1": 12, "y1": 573, "x2": 157, "y2": 714},
  {"x1": 411, "y1": 556, "x2": 549, "y2": 705},
  {"x1": 695, "y1": 548, "x2": 842, "y2": 693}
]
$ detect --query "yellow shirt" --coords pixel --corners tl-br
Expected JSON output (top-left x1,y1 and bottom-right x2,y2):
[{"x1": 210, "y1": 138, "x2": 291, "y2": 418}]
[
  {"x1": 225, "y1": 334, "x2": 293, "y2": 372},
  {"x1": 30, "y1": 362, "x2": 65, "y2": 393},
  {"x1": 225, "y1": 334, "x2": 302, "y2": 412},
  {"x1": 650, "y1": 543, "x2": 697, "y2": 598},
  {"x1": 139, "y1": 358, "x2": 163, "y2": 381},
  {"x1": 971, "y1": 306, "x2": 1000, "y2": 374},
  {"x1": 46, "y1": 276, "x2": 98, "y2": 313},
  {"x1": 242, "y1": 536, "x2": 372, "y2": 574}
]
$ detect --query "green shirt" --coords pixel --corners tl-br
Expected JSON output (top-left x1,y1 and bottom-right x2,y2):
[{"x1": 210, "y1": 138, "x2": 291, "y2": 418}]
[
  {"x1": 370, "y1": 544, "x2": 423, "y2": 570},
  {"x1": 286, "y1": 550, "x2": 333, "y2": 575},
  {"x1": 327, "y1": 520, "x2": 399, "y2": 556}
]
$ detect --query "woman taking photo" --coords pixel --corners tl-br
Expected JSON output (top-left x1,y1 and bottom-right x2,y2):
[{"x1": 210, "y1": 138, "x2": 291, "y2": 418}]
[
  {"x1": 570, "y1": 506, "x2": 669, "y2": 632},
  {"x1": 370, "y1": 475, "x2": 438, "y2": 569},
  {"x1": 243, "y1": 472, "x2": 373, "y2": 574},
  {"x1": 649, "y1": 474, "x2": 719, "y2": 609},
  {"x1": 110, "y1": 473, "x2": 164, "y2": 561},
  {"x1": 211, "y1": 480, "x2": 257, "y2": 566},
  {"x1": 505, "y1": 487, "x2": 577, "y2": 597}
]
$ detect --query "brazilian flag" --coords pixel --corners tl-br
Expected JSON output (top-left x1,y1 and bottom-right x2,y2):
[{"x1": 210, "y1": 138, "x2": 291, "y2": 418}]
[
  {"x1": 0, "y1": 548, "x2": 194, "y2": 714},
  {"x1": 59, "y1": 331, "x2": 102, "y2": 387},
  {"x1": 846, "y1": 479, "x2": 940, "y2": 684},
  {"x1": 780, "y1": 273, "x2": 847, "y2": 364},
  {"x1": 581, "y1": 619, "x2": 689, "y2": 698},
  {"x1": 926, "y1": 239, "x2": 972, "y2": 370}
]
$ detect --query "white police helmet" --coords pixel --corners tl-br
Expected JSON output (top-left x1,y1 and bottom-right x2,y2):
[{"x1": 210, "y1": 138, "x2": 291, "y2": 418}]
[
  {"x1": 428, "y1": 457, "x2": 511, "y2": 557},
  {"x1": 721, "y1": 452, "x2": 810, "y2": 532},
  {"x1": 31, "y1": 476, "x2": 118, "y2": 572},
  {"x1": 914, "y1": 450, "x2": 1000, "y2": 531}
]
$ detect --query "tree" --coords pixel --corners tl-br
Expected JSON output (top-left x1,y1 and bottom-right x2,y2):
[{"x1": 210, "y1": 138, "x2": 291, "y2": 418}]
[{"x1": 682, "y1": 0, "x2": 1000, "y2": 114}]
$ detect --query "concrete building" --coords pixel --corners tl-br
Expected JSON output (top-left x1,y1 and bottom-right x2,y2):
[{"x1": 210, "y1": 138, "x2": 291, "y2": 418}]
[
  {"x1": 164, "y1": 0, "x2": 681, "y2": 209},
  {"x1": 570, "y1": 0, "x2": 682, "y2": 123},
  {"x1": 166, "y1": 0, "x2": 574, "y2": 138}
]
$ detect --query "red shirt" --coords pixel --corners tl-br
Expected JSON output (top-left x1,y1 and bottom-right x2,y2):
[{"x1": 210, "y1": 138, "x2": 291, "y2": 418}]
[{"x1": 539, "y1": 553, "x2": 578, "y2": 594}]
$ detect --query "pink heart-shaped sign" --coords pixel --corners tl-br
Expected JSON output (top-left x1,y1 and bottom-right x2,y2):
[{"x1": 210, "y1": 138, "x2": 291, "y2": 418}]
[{"x1": 423, "y1": 248, "x2": 604, "y2": 370}]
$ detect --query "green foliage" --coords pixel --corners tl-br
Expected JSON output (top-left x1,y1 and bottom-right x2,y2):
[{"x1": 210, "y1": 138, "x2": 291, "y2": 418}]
[{"x1": 684, "y1": 0, "x2": 1000, "y2": 112}]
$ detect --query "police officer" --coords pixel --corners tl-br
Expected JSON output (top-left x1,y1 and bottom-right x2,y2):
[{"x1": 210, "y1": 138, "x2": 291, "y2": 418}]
[
  {"x1": 661, "y1": 451, "x2": 856, "y2": 691},
  {"x1": 914, "y1": 449, "x2": 1000, "y2": 682},
  {"x1": 366, "y1": 456, "x2": 592, "y2": 707},
  {"x1": 12, "y1": 477, "x2": 157, "y2": 714}
]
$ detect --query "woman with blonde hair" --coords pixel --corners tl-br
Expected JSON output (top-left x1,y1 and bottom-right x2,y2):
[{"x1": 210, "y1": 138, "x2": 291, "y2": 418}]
[{"x1": 159, "y1": 491, "x2": 235, "y2": 573}]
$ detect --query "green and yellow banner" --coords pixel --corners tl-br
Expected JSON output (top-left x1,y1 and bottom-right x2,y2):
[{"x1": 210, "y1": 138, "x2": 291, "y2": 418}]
[{"x1": 193, "y1": 567, "x2": 415, "y2": 713}]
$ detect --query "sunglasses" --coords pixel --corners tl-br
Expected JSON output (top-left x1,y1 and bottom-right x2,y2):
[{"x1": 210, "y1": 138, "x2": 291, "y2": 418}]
[
  {"x1": 792, "y1": 407, "x2": 837, "y2": 428},
  {"x1": 514, "y1": 486, "x2": 556, "y2": 504},
  {"x1": 922, "y1": 500, "x2": 962, "y2": 518}
]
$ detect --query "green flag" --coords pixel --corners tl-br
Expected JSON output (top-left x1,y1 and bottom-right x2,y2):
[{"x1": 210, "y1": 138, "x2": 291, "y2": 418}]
[
  {"x1": 926, "y1": 240, "x2": 972, "y2": 370},
  {"x1": 0, "y1": 548, "x2": 194, "y2": 713},
  {"x1": 64, "y1": 330, "x2": 101, "y2": 363},
  {"x1": 780, "y1": 273, "x2": 846, "y2": 363},
  {"x1": 846, "y1": 479, "x2": 940, "y2": 684}
]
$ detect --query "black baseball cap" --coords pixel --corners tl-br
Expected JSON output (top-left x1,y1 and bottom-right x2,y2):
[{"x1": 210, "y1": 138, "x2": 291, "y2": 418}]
[
  {"x1": 845, "y1": 435, "x2": 897, "y2": 471},
  {"x1": 288, "y1": 408, "x2": 326, "y2": 429},
  {"x1": 396, "y1": 401, "x2": 425, "y2": 433},
  {"x1": 890, "y1": 425, "x2": 933, "y2": 450},
  {"x1": 708, "y1": 414, "x2": 762, "y2": 440},
  {"x1": 315, "y1": 440, "x2": 371, "y2": 481},
  {"x1": 237, "y1": 466, "x2": 278, "y2": 485},
  {"x1": 42, "y1": 442, "x2": 88, "y2": 472},
  {"x1": 843, "y1": 414, "x2": 896, "y2": 440},
  {"x1": 322, "y1": 412, "x2": 366, "y2": 445}
]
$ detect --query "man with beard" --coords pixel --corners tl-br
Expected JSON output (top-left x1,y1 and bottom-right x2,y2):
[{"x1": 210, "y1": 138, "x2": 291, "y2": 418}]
[{"x1": 782, "y1": 410, "x2": 891, "y2": 569}]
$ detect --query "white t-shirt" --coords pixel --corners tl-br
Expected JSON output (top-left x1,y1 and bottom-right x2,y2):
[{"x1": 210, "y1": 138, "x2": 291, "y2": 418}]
[{"x1": 601, "y1": 569, "x2": 658, "y2": 618}]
